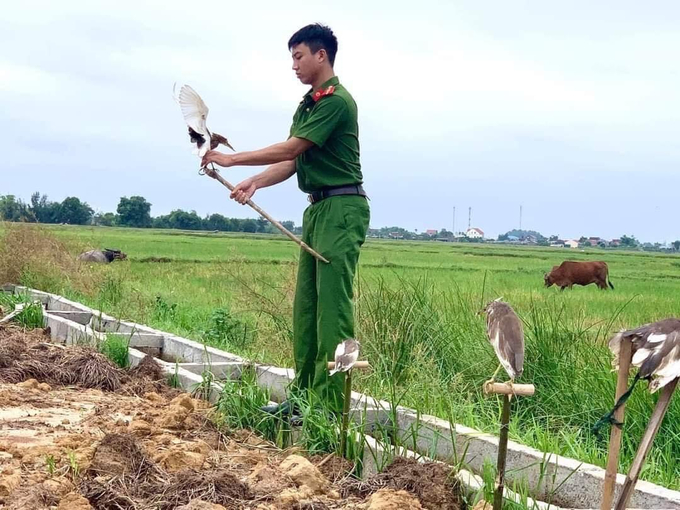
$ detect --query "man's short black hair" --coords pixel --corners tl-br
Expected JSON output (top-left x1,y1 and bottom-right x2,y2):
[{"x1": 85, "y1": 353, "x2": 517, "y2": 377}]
[{"x1": 288, "y1": 23, "x2": 338, "y2": 66}]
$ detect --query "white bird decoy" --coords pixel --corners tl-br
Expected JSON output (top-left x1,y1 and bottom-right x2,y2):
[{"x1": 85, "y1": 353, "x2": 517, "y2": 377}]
[
  {"x1": 479, "y1": 298, "x2": 524, "y2": 384},
  {"x1": 173, "y1": 83, "x2": 234, "y2": 160},
  {"x1": 329, "y1": 339, "x2": 361, "y2": 376}
]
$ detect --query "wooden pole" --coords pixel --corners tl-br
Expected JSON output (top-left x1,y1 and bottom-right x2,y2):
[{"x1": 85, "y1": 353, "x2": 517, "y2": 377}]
[
  {"x1": 339, "y1": 369, "x2": 353, "y2": 458},
  {"x1": 493, "y1": 395, "x2": 511, "y2": 510},
  {"x1": 614, "y1": 378, "x2": 678, "y2": 510},
  {"x1": 203, "y1": 166, "x2": 330, "y2": 264},
  {"x1": 601, "y1": 337, "x2": 633, "y2": 510},
  {"x1": 328, "y1": 360, "x2": 370, "y2": 370}
]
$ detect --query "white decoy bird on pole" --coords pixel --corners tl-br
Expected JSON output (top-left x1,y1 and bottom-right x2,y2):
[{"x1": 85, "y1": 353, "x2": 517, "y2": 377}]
[{"x1": 329, "y1": 339, "x2": 360, "y2": 376}]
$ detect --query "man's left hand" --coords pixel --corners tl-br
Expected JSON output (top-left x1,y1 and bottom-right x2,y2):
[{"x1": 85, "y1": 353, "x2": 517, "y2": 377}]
[{"x1": 202, "y1": 150, "x2": 234, "y2": 168}]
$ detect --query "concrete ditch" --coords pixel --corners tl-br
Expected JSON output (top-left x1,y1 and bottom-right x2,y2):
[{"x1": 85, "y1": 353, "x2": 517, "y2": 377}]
[{"x1": 2, "y1": 284, "x2": 679, "y2": 509}]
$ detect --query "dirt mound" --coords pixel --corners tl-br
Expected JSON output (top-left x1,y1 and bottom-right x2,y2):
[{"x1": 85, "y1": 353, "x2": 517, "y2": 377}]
[
  {"x1": 87, "y1": 433, "x2": 154, "y2": 477},
  {"x1": 129, "y1": 354, "x2": 166, "y2": 381},
  {"x1": 377, "y1": 457, "x2": 462, "y2": 510}
]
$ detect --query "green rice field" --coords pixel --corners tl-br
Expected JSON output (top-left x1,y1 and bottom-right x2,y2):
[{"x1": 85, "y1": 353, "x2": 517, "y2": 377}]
[{"x1": 2, "y1": 223, "x2": 679, "y2": 490}]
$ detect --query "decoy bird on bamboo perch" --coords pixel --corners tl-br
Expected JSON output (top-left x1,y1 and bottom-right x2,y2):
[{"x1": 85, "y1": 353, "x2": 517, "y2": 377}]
[
  {"x1": 479, "y1": 298, "x2": 525, "y2": 392},
  {"x1": 478, "y1": 298, "x2": 534, "y2": 510}
]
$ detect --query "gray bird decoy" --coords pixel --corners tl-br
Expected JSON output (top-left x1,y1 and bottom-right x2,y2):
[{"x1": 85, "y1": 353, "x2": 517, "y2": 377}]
[{"x1": 479, "y1": 298, "x2": 525, "y2": 384}]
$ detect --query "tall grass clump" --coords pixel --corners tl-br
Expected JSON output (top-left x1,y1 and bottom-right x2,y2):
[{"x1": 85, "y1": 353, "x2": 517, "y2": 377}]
[
  {"x1": 0, "y1": 223, "x2": 97, "y2": 295},
  {"x1": 99, "y1": 334, "x2": 130, "y2": 369}
]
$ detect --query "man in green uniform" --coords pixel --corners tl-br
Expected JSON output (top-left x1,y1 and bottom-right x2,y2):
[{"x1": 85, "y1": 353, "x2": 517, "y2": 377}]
[{"x1": 202, "y1": 23, "x2": 370, "y2": 415}]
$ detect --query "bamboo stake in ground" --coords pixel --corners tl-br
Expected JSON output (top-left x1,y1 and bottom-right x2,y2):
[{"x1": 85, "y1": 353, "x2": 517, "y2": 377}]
[
  {"x1": 614, "y1": 377, "x2": 678, "y2": 510},
  {"x1": 601, "y1": 337, "x2": 633, "y2": 510},
  {"x1": 484, "y1": 382, "x2": 535, "y2": 510},
  {"x1": 203, "y1": 166, "x2": 330, "y2": 264},
  {"x1": 339, "y1": 369, "x2": 353, "y2": 458}
]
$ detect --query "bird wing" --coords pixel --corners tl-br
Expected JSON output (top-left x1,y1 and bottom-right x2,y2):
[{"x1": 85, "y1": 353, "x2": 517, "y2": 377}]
[
  {"x1": 174, "y1": 83, "x2": 211, "y2": 157},
  {"x1": 488, "y1": 309, "x2": 524, "y2": 379},
  {"x1": 609, "y1": 319, "x2": 680, "y2": 391}
]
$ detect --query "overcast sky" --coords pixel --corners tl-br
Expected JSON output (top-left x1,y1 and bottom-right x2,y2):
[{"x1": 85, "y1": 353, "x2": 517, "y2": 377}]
[{"x1": 2, "y1": 1, "x2": 679, "y2": 242}]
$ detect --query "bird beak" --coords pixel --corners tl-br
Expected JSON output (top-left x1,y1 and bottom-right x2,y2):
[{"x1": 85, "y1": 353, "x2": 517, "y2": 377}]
[
  {"x1": 226, "y1": 141, "x2": 235, "y2": 152},
  {"x1": 475, "y1": 308, "x2": 485, "y2": 316}
]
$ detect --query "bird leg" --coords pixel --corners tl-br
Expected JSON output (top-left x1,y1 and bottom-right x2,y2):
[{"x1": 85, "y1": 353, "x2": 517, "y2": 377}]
[{"x1": 485, "y1": 363, "x2": 503, "y2": 386}]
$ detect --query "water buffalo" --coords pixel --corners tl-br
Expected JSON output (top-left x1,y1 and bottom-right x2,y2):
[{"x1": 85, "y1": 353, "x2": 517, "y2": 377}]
[
  {"x1": 544, "y1": 261, "x2": 614, "y2": 290},
  {"x1": 77, "y1": 249, "x2": 127, "y2": 263}
]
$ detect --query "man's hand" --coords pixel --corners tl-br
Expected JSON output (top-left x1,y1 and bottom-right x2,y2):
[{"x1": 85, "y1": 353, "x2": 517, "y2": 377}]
[
  {"x1": 202, "y1": 150, "x2": 234, "y2": 168},
  {"x1": 230, "y1": 177, "x2": 257, "y2": 204}
]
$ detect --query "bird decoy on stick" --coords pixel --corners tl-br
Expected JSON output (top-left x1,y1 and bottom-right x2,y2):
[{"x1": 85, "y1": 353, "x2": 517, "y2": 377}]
[
  {"x1": 478, "y1": 298, "x2": 534, "y2": 510},
  {"x1": 328, "y1": 339, "x2": 369, "y2": 458},
  {"x1": 479, "y1": 298, "x2": 527, "y2": 393},
  {"x1": 594, "y1": 318, "x2": 680, "y2": 510}
]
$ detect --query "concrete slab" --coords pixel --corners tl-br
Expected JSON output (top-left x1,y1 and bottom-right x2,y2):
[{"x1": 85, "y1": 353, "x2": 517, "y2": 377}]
[
  {"x1": 177, "y1": 362, "x2": 243, "y2": 380},
  {"x1": 44, "y1": 313, "x2": 104, "y2": 347},
  {"x1": 45, "y1": 310, "x2": 93, "y2": 326}
]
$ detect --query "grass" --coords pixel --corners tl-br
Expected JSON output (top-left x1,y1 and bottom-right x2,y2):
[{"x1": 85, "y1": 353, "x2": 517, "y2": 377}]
[
  {"x1": 1, "y1": 222, "x2": 678, "y2": 491},
  {"x1": 100, "y1": 334, "x2": 131, "y2": 369}
]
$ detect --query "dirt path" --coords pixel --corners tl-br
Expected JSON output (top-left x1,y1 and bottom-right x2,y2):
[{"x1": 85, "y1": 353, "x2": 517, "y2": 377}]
[{"x1": 0, "y1": 325, "x2": 467, "y2": 509}]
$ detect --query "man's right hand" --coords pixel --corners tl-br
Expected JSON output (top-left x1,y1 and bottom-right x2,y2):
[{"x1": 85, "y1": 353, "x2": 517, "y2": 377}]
[{"x1": 230, "y1": 177, "x2": 257, "y2": 204}]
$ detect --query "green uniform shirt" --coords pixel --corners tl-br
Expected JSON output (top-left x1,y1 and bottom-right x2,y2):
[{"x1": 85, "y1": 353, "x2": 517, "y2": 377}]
[{"x1": 289, "y1": 76, "x2": 363, "y2": 193}]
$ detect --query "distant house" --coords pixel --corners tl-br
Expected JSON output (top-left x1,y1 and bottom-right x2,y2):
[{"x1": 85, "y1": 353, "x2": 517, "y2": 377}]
[
  {"x1": 389, "y1": 232, "x2": 403, "y2": 239},
  {"x1": 507, "y1": 235, "x2": 520, "y2": 242},
  {"x1": 564, "y1": 239, "x2": 579, "y2": 249},
  {"x1": 466, "y1": 227, "x2": 484, "y2": 239},
  {"x1": 610, "y1": 239, "x2": 621, "y2": 247},
  {"x1": 425, "y1": 229, "x2": 438, "y2": 236},
  {"x1": 523, "y1": 234, "x2": 538, "y2": 244},
  {"x1": 588, "y1": 237, "x2": 601, "y2": 247}
]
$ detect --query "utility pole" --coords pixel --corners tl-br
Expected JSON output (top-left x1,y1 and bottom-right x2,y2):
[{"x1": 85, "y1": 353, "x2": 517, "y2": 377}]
[{"x1": 468, "y1": 206, "x2": 472, "y2": 230}]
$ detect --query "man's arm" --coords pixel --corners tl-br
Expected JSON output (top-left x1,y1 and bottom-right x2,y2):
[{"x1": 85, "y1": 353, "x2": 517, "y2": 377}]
[
  {"x1": 220, "y1": 160, "x2": 297, "y2": 204},
  {"x1": 202, "y1": 137, "x2": 313, "y2": 168}
]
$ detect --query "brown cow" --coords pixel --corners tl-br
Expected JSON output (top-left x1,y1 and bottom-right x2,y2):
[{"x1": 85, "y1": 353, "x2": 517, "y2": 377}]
[{"x1": 544, "y1": 261, "x2": 614, "y2": 290}]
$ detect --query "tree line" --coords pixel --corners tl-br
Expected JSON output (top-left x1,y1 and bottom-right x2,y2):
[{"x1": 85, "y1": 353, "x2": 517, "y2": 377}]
[{"x1": 0, "y1": 193, "x2": 297, "y2": 234}]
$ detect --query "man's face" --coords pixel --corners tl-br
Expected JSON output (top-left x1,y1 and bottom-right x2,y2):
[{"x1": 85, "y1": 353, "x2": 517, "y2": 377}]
[{"x1": 291, "y1": 43, "x2": 323, "y2": 85}]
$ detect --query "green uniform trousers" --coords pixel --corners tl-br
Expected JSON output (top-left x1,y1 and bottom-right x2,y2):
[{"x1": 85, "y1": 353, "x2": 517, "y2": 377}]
[{"x1": 292, "y1": 194, "x2": 370, "y2": 412}]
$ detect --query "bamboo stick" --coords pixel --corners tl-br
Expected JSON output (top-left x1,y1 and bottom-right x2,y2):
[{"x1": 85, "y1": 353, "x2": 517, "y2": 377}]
[
  {"x1": 601, "y1": 337, "x2": 633, "y2": 510},
  {"x1": 203, "y1": 166, "x2": 330, "y2": 264},
  {"x1": 614, "y1": 378, "x2": 678, "y2": 510},
  {"x1": 327, "y1": 360, "x2": 370, "y2": 370},
  {"x1": 493, "y1": 395, "x2": 511, "y2": 510},
  {"x1": 339, "y1": 369, "x2": 353, "y2": 458},
  {"x1": 483, "y1": 382, "x2": 535, "y2": 397}
]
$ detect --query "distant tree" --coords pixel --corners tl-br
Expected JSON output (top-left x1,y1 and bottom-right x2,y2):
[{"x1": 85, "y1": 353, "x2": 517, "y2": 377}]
[
  {"x1": 168, "y1": 209, "x2": 202, "y2": 230},
  {"x1": 205, "y1": 213, "x2": 232, "y2": 231},
  {"x1": 242, "y1": 218, "x2": 258, "y2": 233},
  {"x1": 57, "y1": 197, "x2": 94, "y2": 225},
  {"x1": 549, "y1": 235, "x2": 559, "y2": 242},
  {"x1": 672, "y1": 240, "x2": 680, "y2": 251},
  {"x1": 0, "y1": 195, "x2": 34, "y2": 222},
  {"x1": 281, "y1": 220, "x2": 295, "y2": 231},
  {"x1": 152, "y1": 215, "x2": 171, "y2": 229},
  {"x1": 578, "y1": 236, "x2": 588, "y2": 243},
  {"x1": 439, "y1": 229, "x2": 453, "y2": 238},
  {"x1": 93, "y1": 212, "x2": 117, "y2": 226},
  {"x1": 30, "y1": 192, "x2": 60, "y2": 224},
  {"x1": 620, "y1": 235, "x2": 639, "y2": 248},
  {"x1": 117, "y1": 196, "x2": 152, "y2": 228},
  {"x1": 256, "y1": 216, "x2": 269, "y2": 233}
]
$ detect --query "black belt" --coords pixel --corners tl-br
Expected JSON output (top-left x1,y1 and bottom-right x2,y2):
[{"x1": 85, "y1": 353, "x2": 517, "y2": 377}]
[{"x1": 308, "y1": 184, "x2": 367, "y2": 204}]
